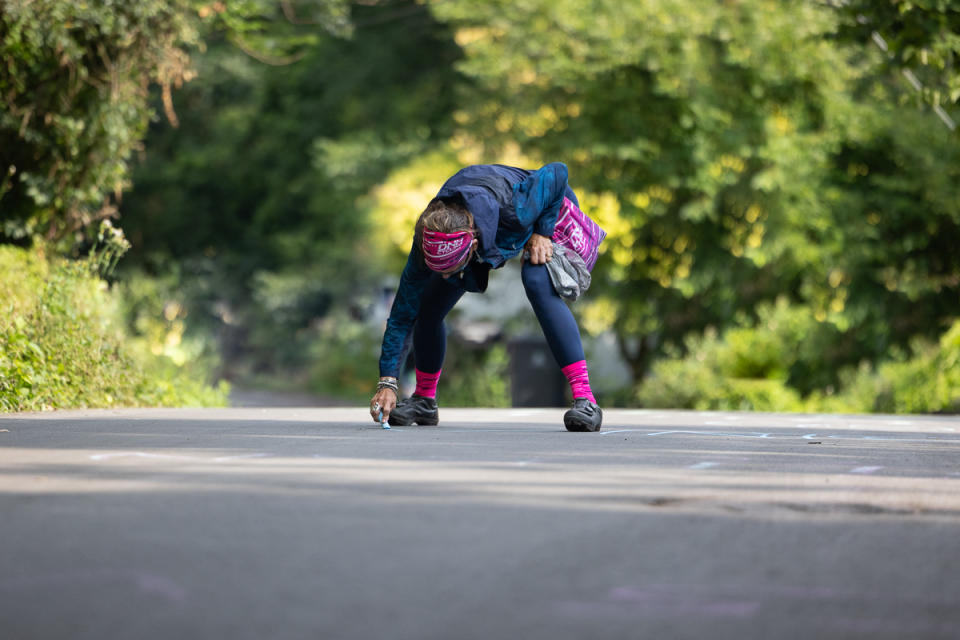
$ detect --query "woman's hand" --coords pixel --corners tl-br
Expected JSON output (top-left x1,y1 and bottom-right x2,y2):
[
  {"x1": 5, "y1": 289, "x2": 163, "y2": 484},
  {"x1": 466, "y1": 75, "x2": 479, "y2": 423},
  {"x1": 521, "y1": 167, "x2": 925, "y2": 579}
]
[
  {"x1": 370, "y1": 381, "x2": 398, "y2": 424},
  {"x1": 524, "y1": 233, "x2": 554, "y2": 265}
]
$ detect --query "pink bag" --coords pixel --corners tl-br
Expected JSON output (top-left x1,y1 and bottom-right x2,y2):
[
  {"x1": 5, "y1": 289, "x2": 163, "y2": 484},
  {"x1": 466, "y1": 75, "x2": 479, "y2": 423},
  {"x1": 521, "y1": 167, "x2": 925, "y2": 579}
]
[{"x1": 551, "y1": 197, "x2": 606, "y2": 271}]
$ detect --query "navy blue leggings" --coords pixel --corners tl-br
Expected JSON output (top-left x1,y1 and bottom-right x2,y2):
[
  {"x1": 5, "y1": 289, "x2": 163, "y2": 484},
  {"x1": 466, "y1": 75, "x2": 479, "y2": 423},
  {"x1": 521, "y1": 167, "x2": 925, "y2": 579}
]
[{"x1": 412, "y1": 261, "x2": 585, "y2": 373}]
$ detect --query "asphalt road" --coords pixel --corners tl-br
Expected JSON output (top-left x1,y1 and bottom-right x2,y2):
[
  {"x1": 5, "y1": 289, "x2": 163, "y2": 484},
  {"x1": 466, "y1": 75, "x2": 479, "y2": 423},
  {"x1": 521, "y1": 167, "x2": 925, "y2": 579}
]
[{"x1": 2, "y1": 407, "x2": 959, "y2": 640}]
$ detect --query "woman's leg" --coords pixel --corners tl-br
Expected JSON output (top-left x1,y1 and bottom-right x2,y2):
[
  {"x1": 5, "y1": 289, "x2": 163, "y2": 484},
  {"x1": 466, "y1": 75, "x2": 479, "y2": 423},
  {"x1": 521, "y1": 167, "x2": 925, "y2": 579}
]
[
  {"x1": 387, "y1": 274, "x2": 465, "y2": 425},
  {"x1": 521, "y1": 261, "x2": 585, "y2": 366},
  {"x1": 521, "y1": 261, "x2": 597, "y2": 404},
  {"x1": 412, "y1": 274, "x2": 466, "y2": 393},
  {"x1": 522, "y1": 261, "x2": 601, "y2": 431}
]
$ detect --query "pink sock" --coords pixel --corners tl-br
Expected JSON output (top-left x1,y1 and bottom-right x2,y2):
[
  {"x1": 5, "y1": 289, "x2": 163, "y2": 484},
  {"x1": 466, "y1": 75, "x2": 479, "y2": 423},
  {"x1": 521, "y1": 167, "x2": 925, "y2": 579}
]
[
  {"x1": 562, "y1": 360, "x2": 596, "y2": 404},
  {"x1": 414, "y1": 368, "x2": 442, "y2": 399}
]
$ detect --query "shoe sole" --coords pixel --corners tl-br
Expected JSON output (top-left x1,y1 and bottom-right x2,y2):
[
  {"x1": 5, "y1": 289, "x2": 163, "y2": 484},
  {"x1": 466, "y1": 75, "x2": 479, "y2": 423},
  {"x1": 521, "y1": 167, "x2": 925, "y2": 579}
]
[
  {"x1": 564, "y1": 414, "x2": 602, "y2": 432},
  {"x1": 388, "y1": 415, "x2": 439, "y2": 426}
]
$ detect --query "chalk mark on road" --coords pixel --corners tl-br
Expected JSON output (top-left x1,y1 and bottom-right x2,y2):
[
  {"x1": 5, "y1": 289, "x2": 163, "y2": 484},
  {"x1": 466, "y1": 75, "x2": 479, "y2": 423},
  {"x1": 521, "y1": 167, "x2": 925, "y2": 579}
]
[
  {"x1": 688, "y1": 462, "x2": 721, "y2": 470},
  {"x1": 850, "y1": 466, "x2": 884, "y2": 474},
  {"x1": 90, "y1": 451, "x2": 270, "y2": 463}
]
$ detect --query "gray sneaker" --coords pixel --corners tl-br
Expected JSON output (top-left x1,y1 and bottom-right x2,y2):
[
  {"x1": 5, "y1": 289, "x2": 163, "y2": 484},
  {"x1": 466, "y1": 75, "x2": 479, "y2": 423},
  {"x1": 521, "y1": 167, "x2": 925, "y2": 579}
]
[
  {"x1": 388, "y1": 395, "x2": 439, "y2": 426},
  {"x1": 564, "y1": 398, "x2": 603, "y2": 432}
]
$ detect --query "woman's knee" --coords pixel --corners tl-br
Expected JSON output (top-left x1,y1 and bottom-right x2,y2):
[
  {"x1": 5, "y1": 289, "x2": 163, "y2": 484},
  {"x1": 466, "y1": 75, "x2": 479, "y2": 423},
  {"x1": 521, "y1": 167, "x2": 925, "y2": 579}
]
[
  {"x1": 416, "y1": 303, "x2": 450, "y2": 333},
  {"x1": 419, "y1": 275, "x2": 464, "y2": 325},
  {"x1": 522, "y1": 263, "x2": 552, "y2": 302}
]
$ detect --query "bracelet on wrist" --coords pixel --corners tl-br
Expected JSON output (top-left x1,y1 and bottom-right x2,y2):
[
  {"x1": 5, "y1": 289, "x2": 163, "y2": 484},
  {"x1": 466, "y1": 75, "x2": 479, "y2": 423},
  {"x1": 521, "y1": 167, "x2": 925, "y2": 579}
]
[{"x1": 376, "y1": 379, "x2": 399, "y2": 394}]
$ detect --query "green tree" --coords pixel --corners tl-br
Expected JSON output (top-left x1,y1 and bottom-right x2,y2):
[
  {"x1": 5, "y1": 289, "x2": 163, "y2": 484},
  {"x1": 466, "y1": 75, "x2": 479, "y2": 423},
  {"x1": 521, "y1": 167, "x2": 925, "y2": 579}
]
[
  {"x1": 118, "y1": 1, "x2": 464, "y2": 381},
  {"x1": 430, "y1": 0, "x2": 856, "y2": 377},
  {"x1": 1, "y1": 0, "x2": 196, "y2": 242},
  {"x1": 833, "y1": 0, "x2": 960, "y2": 124},
  {"x1": 426, "y1": 0, "x2": 960, "y2": 404},
  {"x1": 0, "y1": 0, "x2": 348, "y2": 245}
]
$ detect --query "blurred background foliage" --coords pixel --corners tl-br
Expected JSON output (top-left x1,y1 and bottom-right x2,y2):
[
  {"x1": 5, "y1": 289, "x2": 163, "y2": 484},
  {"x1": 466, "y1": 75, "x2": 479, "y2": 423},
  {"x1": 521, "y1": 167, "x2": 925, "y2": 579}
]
[{"x1": 2, "y1": 0, "x2": 959, "y2": 412}]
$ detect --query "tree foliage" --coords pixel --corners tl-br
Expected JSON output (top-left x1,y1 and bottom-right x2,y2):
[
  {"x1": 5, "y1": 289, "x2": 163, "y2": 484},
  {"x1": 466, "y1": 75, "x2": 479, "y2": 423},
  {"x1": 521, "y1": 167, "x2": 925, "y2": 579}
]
[
  {"x1": 4, "y1": 0, "x2": 959, "y2": 411},
  {"x1": 0, "y1": 0, "x2": 348, "y2": 244},
  {"x1": 833, "y1": 0, "x2": 960, "y2": 113},
  {"x1": 118, "y1": 0, "x2": 463, "y2": 380},
  {"x1": 1, "y1": 0, "x2": 195, "y2": 241},
  {"x1": 425, "y1": 0, "x2": 960, "y2": 403}
]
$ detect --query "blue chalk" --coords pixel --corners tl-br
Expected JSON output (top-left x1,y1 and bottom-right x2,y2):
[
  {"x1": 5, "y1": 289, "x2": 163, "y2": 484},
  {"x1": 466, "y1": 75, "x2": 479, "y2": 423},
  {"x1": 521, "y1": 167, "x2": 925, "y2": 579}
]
[{"x1": 378, "y1": 410, "x2": 390, "y2": 430}]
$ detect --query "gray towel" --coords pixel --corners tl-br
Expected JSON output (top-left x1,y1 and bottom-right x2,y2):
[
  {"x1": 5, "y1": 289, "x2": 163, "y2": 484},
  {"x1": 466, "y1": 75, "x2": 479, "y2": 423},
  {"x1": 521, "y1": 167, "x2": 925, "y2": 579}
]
[{"x1": 525, "y1": 242, "x2": 592, "y2": 301}]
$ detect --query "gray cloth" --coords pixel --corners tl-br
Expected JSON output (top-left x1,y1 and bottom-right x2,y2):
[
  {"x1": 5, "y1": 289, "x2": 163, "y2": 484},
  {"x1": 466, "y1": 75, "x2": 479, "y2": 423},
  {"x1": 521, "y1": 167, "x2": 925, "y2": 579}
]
[{"x1": 525, "y1": 242, "x2": 592, "y2": 301}]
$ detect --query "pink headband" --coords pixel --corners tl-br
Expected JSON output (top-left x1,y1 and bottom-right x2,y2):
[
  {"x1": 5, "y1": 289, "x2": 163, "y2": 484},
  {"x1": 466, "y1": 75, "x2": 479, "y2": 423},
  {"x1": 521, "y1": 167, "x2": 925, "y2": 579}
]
[{"x1": 422, "y1": 228, "x2": 474, "y2": 272}]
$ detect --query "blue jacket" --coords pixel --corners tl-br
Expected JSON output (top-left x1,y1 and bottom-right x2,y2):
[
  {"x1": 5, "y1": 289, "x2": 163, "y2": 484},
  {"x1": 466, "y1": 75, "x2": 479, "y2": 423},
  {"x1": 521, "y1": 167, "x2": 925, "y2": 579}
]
[{"x1": 378, "y1": 162, "x2": 575, "y2": 377}]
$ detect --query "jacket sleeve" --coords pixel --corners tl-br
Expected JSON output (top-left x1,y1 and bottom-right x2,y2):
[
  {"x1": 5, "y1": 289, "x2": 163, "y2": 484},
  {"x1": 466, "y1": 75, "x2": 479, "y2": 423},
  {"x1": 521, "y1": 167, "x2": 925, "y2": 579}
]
[
  {"x1": 378, "y1": 245, "x2": 432, "y2": 378},
  {"x1": 512, "y1": 162, "x2": 569, "y2": 238}
]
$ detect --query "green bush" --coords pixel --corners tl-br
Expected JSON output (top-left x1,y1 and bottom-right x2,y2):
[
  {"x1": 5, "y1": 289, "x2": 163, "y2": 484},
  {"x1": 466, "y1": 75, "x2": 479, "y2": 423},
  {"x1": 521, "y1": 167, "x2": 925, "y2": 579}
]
[
  {"x1": 638, "y1": 299, "x2": 960, "y2": 414},
  {"x1": 438, "y1": 341, "x2": 511, "y2": 408},
  {"x1": 306, "y1": 309, "x2": 382, "y2": 404},
  {"x1": 820, "y1": 324, "x2": 960, "y2": 414},
  {"x1": 0, "y1": 243, "x2": 228, "y2": 412},
  {"x1": 637, "y1": 333, "x2": 805, "y2": 412}
]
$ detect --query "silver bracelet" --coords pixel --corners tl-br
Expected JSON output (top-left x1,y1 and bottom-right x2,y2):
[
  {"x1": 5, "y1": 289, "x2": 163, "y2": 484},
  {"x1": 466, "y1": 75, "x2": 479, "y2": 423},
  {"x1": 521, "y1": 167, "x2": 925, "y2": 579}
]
[{"x1": 376, "y1": 379, "x2": 399, "y2": 394}]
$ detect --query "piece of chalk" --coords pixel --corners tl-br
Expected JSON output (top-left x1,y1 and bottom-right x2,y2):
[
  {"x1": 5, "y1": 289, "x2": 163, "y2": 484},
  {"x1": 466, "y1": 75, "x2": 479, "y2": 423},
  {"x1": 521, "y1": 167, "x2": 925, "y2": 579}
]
[{"x1": 379, "y1": 410, "x2": 390, "y2": 430}]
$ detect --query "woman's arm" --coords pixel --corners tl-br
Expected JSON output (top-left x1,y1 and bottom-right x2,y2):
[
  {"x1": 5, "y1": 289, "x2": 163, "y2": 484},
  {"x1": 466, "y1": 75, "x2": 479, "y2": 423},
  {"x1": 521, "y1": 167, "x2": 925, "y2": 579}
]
[
  {"x1": 371, "y1": 246, "x2": 430, "y2": 423},
  {"x1": 378, "y1": 246, "x2": 431, "y2": 378},
  {"x1": 513, "y1": 162, "x2": 569, "y2": 238}
]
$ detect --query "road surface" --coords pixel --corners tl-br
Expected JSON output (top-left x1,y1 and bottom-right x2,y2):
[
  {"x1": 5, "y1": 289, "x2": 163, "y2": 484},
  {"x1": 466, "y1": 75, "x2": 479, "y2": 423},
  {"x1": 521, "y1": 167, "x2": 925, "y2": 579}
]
[{"x1": 2, "y1": 407, "x2": 959, "y2": 639}]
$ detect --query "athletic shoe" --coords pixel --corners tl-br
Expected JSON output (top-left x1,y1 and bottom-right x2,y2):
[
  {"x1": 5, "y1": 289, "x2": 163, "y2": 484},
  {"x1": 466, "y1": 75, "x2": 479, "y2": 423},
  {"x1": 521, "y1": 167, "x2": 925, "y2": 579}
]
[
  {"x1": 564, "y1": 398, "x2": 603, "y2": 432},
  {"x1": 388, "y1": 394, "x2": 439, "y2": 426}
]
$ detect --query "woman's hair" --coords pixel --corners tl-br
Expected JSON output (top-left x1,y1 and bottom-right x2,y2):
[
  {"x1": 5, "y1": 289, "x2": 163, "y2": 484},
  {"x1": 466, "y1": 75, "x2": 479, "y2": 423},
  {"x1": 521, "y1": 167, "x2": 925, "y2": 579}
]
[{"x1": 416, "y1": 198, "x2": 473, "y2": 236}]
